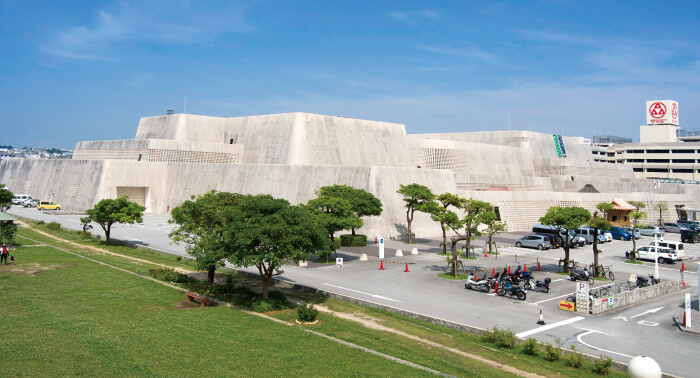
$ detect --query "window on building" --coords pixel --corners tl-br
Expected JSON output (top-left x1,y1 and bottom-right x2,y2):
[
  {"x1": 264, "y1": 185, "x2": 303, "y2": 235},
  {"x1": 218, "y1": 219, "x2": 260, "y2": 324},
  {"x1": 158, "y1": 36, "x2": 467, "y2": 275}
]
[
  {"x1": 627, "y1": 150, "x2": 645, "y2": 154},
  {"x1": 673, "y1": 169, "x2": 694, "y2": 173},
  {"x1": 607, "y1": 153, "x2": 615, "y2": 157},
  {"x1": 672, "y1": 159, "x2": 696, "y2": 163},
  {"x1": 633, "y1": 168, "x2": 643, "y2": 172},
  {"x1": 646, "y1": 150, "x2": 670, "y2": 153},
  {"x1": 646, "y1": 168, "x2": 670, "y2": 173},
  {"x1": 628, "y1": 159, "x2": 644, "y2": 163},
  {"x1": 672, "y1": 150, "x2": 695, "y2": 153},
  {"x1": 646, "y1": 159, "x2": 670, "y2": 163}
]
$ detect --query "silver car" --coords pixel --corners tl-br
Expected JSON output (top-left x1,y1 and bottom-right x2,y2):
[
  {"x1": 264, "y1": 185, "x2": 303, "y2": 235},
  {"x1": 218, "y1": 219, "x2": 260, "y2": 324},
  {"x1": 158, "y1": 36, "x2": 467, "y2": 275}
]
[
  {"x1": 662, "y1": 222, "x2": 687, "y2": 233},
  {"x1": 639, "y1": 226, "x2": 665, "y2": 237},
  {"x1": 515, "y1": 235, "x2": 551, "y2": 250},
  {"x1": 22, "y1": 198, "x2": 41, "y2": 208}
]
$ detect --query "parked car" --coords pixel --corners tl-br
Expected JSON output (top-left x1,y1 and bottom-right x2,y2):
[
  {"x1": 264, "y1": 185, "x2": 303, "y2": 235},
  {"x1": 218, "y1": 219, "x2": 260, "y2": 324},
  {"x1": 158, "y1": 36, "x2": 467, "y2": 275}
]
[
  {"x1": 574, "y1": 227, "x2": 596, "y2": 244},
  {"x1": 648, "y1": 241, "x2": 685, "y2": 259},
  {"x1": 678, "y1": 220, "x2": 700, "y2": 228},
  {"x1": 37, "y1": 201, "x2": 61, "y2": 210},
  {"x1": 535, "y1": 233, "x2": 560, "y2": 249},
  {"x1": 596, "y1": 233, "x2": 606, "y2": 244},
  {"x1": 12, "y1": 194, "x2": 32, "y2": 205},
  {"x1": 515, "y1": 235, "x2": 551, "y2": 250},
  {"x1": 22, "y1": 198, "x2": 41, "y2": 208},
  {"x1": 571, "y1": 235, "x2": 586, "y2": 247},
  {"x1": 677, "y1": 221, "x2": 700, "y2": 232},
  {"x1": 609, "y1": 227, "x2": 632, "y2": 241},
  {"x1": 626, "y1": 246, "x2": 679, "y2": 264},
  {"x1": 662, "y1": 222, "x2": 687, "y2": 233},
  {"x1": 681, "y1": 229, "x2": 700, "y2": 243},
  {"x1": 622, "y1": 227, "x2": 641, "y2": 239},
  {"x1": 639, "y1": 225, "x2": 665, "y2": 237},
  {"x1": 604, "y1": 231, "x2": 613, "y2": 242}
]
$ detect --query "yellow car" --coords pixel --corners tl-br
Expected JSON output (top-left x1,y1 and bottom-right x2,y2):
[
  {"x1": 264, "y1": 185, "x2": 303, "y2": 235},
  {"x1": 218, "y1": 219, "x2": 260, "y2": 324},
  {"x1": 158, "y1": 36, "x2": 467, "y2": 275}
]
[{"x1": 37, "y1": 201, "x2": 61, "y2": 210}]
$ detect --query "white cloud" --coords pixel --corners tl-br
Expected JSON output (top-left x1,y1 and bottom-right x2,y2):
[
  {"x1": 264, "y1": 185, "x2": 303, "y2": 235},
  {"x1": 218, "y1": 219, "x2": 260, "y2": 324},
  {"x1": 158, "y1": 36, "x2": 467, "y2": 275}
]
[
  {"x1": 41, "y1": 0, "x2": 252, "y2": 60},
  {"x1": 389, "y1": 9, "x2": 439, "y2": 23}
]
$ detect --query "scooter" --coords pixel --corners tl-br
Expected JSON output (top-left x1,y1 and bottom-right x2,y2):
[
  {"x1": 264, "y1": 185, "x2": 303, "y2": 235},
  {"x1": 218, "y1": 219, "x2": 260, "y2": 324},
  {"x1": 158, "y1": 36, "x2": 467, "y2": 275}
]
[
  {"x1": 569, "y1": 265, "x2": 594, "y2": 285},
  {"x1": 465, "y1": 272, "x2": 491, "y2": 293},
  {"x1": 496, "y1": 277, "x2": 527, "y2": 300},
  {"x1": 502, "y1": 266, "x2": 523, "y2": 284},
  {"x1": 524, "y1": 277, "x2": 551, "y2": 293},
  {"x1": 487, "y1": 271, "x2": 501, "y2": 290}
]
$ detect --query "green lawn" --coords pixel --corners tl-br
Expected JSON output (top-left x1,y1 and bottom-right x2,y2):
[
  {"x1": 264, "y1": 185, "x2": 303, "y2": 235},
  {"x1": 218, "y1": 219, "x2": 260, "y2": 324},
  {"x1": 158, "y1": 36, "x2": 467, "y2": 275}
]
[{"x1": 0, "y1": 246, "x2": 434, "y2": 377}]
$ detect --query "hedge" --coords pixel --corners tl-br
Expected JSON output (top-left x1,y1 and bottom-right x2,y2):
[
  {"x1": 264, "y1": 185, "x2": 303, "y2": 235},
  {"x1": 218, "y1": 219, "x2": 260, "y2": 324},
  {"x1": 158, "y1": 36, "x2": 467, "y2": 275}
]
[{"x1": 340, "y1": 234, "x2": 368, "y2": 247}]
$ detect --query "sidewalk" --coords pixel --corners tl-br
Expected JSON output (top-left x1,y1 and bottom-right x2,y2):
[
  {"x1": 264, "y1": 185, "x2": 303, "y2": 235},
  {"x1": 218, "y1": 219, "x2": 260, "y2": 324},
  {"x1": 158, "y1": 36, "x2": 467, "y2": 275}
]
[{"x1": 672, "y1": 296, "x2": 700, "y2": 335}]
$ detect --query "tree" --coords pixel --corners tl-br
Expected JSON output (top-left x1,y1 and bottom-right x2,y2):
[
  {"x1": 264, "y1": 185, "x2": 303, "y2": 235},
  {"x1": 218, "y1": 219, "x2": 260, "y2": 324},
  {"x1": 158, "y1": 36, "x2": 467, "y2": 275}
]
[
  {"x1": 540, "y1": 206, "x2": 591, "y2": 273},
  {"x1": 445, "y1": 199, "x2": 492, "y2": 277},
  {"x1": 226, "y1": 195, "x2": 329, "y2": 299},
  {"x1": 397, "y1": 184, "x2": 435, "y2": 242},
  {"x1": 307, "y1": 194, "x2": 360, "y2": 261},
  {"x1": 628, "y1": 201, "x2": 648, "y2": 262},
  {"x1": 85, "y1": 196, "x2": 145, "y2": 246},
  {"x1": 588, "y1": 217, "x2": 611, "y2": 276},
  {"x1": 0, "y1": 184, "x2": 13, "y2": 212},
  {"x1": 424, "y1": 193, "x2": 463, "y2": 255},
  {"x1": 484, "y1": 215, "x2": 507, "y2": 255},
  {"x1": 317, "y1": 185, "x2": 383, "y2": 235},
  {"x1": 79, "y1": 216, "x2": 93, "y2": 238},
  {"x1": 169, "y1": 191, "x2": 242, "y2": 288},
  {"x1": 654, "y1": 203, "x2": 668, "y2": 226},
  {"x1": 595, "y1": 202, "x2": 613, "y2": 221}
]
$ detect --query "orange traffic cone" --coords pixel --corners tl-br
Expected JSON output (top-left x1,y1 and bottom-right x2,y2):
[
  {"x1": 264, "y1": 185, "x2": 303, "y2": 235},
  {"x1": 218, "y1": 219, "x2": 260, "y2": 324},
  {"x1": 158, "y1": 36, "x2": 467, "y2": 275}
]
[
  {"x1": 380, "y1": 260, "x2": 385, "y2": 270},
  {"x1": 508, "y1": 266, "x2": 511, "y2": 275},
  {"x1": 404, "y1": 263, "x2": 410, "y2": 273},
  {"x1": 682, "y1": 261, "x2": 686, "y2": 271},
  {"x1": 492, "y1": 268, "x2": 496, "y2": 276},
  {"x1": 524, "y1": 264, "x2": 528, "y2": 272},
  {"x1": 375, "y1": 236, "x2": 378, "y2": 244},
  {"x1": 494, "y1": 281, "x2": 498, "y2": 291},
  {"x1": 683, "y1": 312, "x2": 686, "y2": 326},
  {"x1": 537, "y1": 260, "x2": 541, "y2": 271},
  {"x1": 484, "y1": 249, "x2": 488, "y2": 257}
]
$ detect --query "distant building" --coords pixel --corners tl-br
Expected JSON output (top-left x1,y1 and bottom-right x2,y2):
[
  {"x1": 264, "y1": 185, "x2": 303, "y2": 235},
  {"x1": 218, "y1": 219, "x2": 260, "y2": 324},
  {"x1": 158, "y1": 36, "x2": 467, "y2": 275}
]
[{"x1": 592, "y1": 135, "x2": 632, "y2": 145}]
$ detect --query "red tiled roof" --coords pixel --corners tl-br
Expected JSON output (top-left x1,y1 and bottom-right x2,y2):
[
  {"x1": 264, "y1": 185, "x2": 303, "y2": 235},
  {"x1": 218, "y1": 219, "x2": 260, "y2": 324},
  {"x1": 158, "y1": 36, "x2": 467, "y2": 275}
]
[{"x1": 612, "y1": 198, "x2": 635, "y2": 211}]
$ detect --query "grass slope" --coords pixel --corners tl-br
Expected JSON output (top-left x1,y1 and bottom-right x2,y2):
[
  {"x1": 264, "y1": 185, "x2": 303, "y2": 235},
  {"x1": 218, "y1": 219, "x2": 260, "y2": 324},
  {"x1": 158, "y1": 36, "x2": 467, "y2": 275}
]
[{"x1": 0, "y1": 246, "x2": 433, "y2": 377}]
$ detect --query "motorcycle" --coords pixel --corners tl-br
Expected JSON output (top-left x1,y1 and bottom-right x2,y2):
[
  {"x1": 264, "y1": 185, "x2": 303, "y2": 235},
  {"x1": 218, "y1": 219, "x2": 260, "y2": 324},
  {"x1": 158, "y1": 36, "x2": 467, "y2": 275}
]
[
  {"x1": 569, "y1": 264, "x2": 594, "y2": 285},
  {"x1": 465, "y1": 272, "x2": 491, "y2": 293},
  {"x1": 501, "y1": 266, "x2": 523, "y2": 284},
  {"x1": 496, "y1": 277, "x2": 527, "y2": 300},
  {"x1": 637, "y1": 275, "x2": 659, "y2": 288},
  {"x1": 487, "y1": 271, "x2": 501, "y2": 290},
  {"x1": 524, "y1": 277, "x2": 551, "y2": 293}
]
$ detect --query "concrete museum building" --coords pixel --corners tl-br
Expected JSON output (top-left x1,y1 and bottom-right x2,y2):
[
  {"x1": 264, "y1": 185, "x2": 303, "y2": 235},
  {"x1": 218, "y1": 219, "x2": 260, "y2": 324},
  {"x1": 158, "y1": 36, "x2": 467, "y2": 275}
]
[{"x1": 2, "y1": 106, "x2": 699, "y2": 237}]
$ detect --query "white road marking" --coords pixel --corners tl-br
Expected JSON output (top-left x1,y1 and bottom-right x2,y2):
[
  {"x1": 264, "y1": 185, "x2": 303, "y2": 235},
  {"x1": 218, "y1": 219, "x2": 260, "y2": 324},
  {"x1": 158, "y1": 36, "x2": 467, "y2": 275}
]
[
  {"x1": 515, "y1": 316, "x2": 585, "y2": 338},
  {"x1": 637, "y1": 320, "x2": 659, "y2": 326},
  {"x1": 323, "y1": 283, "x2": 403, "y2": 303},
  {"x1": 576, "y1": 329, "x2": 632, "y2": 358},
  {"x1": 122, "y1": 237, "x2": 143, "y2": 242},
  {"x1": 550, "y1": 278, "x2": 566, "y2": 283},
  {"x1": 66, "y1": 219, "x2": 79, "y2": 223},
  {"x1": 629, "y1": 307, "x2": 664, "y2": 319}
]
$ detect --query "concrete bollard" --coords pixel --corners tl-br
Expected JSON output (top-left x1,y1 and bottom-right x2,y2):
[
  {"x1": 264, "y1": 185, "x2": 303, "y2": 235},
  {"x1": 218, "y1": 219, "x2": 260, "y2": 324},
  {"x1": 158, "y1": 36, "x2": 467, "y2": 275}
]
[
  {"x1": 411, "y1": 248, "x2": 418, "y2": 255},
  {"x1": 396, "y1": 249, "x2": 403, "y2": 257},
  {"x1": 359, "y1": 253, "x2": 368, "y2": 261}
]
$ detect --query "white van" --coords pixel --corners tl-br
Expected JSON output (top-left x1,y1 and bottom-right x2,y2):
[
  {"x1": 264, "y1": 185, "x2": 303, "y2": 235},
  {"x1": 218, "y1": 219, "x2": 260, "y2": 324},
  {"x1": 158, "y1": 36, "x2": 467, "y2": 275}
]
[
  {"x1": 648, "y1": 241, "x2": 684, "y2": 259},
  {"x1": 575, "y1": 227, "x2": 596, "y2": 244},
  {"x1": 12, "y1": 194, "x2": 32, "y2": 205}
]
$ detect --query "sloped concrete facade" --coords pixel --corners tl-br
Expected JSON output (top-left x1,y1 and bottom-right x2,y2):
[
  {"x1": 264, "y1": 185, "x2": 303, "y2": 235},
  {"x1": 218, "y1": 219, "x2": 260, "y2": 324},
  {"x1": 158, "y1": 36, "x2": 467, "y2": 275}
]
[{"x1": 2, "y1": 112, "x2": 699, "y2": 237}]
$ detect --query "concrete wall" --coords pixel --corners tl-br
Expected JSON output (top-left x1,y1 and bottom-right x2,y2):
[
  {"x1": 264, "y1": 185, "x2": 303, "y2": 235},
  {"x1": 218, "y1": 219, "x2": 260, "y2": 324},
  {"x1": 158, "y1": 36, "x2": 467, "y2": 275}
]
[{"x1": 590, "y1": 281, "x2": 682, "y2": 315}]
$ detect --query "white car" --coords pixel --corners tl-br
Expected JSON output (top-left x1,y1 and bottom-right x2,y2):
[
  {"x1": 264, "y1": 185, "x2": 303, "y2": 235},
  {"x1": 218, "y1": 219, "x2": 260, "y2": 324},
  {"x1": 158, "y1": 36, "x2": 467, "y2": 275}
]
[
  {"x1": 639, "y1": 226, "x2": 665, "y2": 237},
  {"x1": 626, "y1": 246, "x2": 678, "y2": 264},
  {"x1": 604, "y1": 231, "x2": 613, "y2": 242}
]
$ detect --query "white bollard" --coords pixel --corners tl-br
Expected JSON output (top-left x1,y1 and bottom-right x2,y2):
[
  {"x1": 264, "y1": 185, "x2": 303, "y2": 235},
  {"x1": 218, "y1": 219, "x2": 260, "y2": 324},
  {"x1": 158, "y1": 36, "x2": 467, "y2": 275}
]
[
  {"x1": 396, "y1": 249, "x2": 403, "y2": 257},
  {"x1": 411, "y1": 248, "x2": 418, "y2": 255},
  {"x1": 628, "y1": 356, "x2": 662, "y2": 378},
  {"x1": 359, "y1": 253, "x2": 368, "y2": 261}
]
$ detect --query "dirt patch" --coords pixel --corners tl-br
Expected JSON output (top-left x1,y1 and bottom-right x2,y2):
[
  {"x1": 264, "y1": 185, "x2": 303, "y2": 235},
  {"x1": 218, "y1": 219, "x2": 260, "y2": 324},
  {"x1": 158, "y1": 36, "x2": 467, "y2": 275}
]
[
  {"x1": 313, "y1": 304, "x2": 544, "y2": 378},
  {"x1": 7, "y1": 263, "x2": 76, "y2": 276},
  {"x1": 173, "y1": 300, "x2": 202, "y2": 310}
]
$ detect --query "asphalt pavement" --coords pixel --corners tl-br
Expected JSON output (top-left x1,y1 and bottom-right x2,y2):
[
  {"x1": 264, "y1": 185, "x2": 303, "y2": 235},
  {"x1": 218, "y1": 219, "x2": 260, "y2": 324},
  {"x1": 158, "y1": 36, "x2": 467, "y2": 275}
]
[{"x1": 8, "y1": 206, "x2": 700, "y2": 377}]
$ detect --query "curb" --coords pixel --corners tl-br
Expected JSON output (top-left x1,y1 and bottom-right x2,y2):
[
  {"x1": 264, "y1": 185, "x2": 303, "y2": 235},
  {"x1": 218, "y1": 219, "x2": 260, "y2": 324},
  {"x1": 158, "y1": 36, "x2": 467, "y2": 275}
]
[{"x1": 672, "y1": 316, "x2": 700, "y2": 335}]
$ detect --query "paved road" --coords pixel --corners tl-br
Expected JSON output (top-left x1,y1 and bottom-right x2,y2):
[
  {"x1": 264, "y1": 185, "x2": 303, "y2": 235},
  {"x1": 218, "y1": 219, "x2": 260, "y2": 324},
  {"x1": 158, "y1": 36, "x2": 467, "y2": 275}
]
[{"x1": 9, "y1": 207, "x2": 699, "y2": 377}]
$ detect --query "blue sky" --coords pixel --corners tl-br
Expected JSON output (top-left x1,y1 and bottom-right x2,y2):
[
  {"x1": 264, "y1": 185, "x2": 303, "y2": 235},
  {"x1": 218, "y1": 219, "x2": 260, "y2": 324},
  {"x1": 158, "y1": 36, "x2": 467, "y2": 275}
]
[{"x1": 2, "y1": 0, "x2": 700, "y2": 148}]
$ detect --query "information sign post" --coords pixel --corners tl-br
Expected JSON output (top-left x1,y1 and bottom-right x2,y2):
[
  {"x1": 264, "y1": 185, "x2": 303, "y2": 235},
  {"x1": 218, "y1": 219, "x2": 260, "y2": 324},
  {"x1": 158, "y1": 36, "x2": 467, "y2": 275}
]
[
  {"x1": 576, "y1": 282, "x2": 589, "y2": 314},
  {"x1": 379, "y1": 237, "x2": 385, "y2": 259}
]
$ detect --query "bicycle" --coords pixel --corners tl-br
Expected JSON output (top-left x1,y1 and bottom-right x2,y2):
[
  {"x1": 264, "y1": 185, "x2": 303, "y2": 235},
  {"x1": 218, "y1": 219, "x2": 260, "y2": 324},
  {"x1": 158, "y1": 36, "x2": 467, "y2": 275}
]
[
  {"x1": 595, "y1": 265, "x2": 615, "y2": 281},
  {"x1": 616, "y1": 282, "x2": 635, "y2": 293}
]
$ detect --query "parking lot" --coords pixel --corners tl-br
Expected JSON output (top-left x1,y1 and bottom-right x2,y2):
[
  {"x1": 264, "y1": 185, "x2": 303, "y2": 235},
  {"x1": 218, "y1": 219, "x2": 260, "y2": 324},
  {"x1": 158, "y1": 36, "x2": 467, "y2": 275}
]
[{"x1": 7, "y1": 206, "x2": 699, "y2": 377}]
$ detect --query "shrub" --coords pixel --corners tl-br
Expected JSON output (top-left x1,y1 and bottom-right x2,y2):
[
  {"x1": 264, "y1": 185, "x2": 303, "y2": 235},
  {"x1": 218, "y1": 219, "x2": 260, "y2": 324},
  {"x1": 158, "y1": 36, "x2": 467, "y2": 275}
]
[
  {"x1": 331, "y1": 238, "x2": 341, "y2": 250},
  {"x1": 592, "y1": 355, "x2": 613, "y2": 375},
  {"x1": 340, "y1": 234, "x2": 368, "y2": 247},
  {"x1": 46, "y1": 222, "x2": 61, "y2": 231},
  {"x1": 565, "y1": 345, "x2": 585, "y2": 369},
  {"x1": 36, "y1": 220, "x2": 44, "y2": 225},
  {"x1": 482, "y1": 326, "x2": 515, "y2": 348},
  {"x1": 543, "y1": 343, "x2": 561, "y2": 362},
  {"x1": 522, "y1": 338, "x2": 539, "y2": 356},
  {"x1": 251, "y1": 299, "x2": 274, "y2": 313},
  {"x1": 147, "y1": 267, "x2": 195, "y2": 284},
  {"x1": 297, "y1": 304, "x2": 319, "y2": 322},
  {"x1": 175, "y1": 255, "x2": 182, "y2": 261}
]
